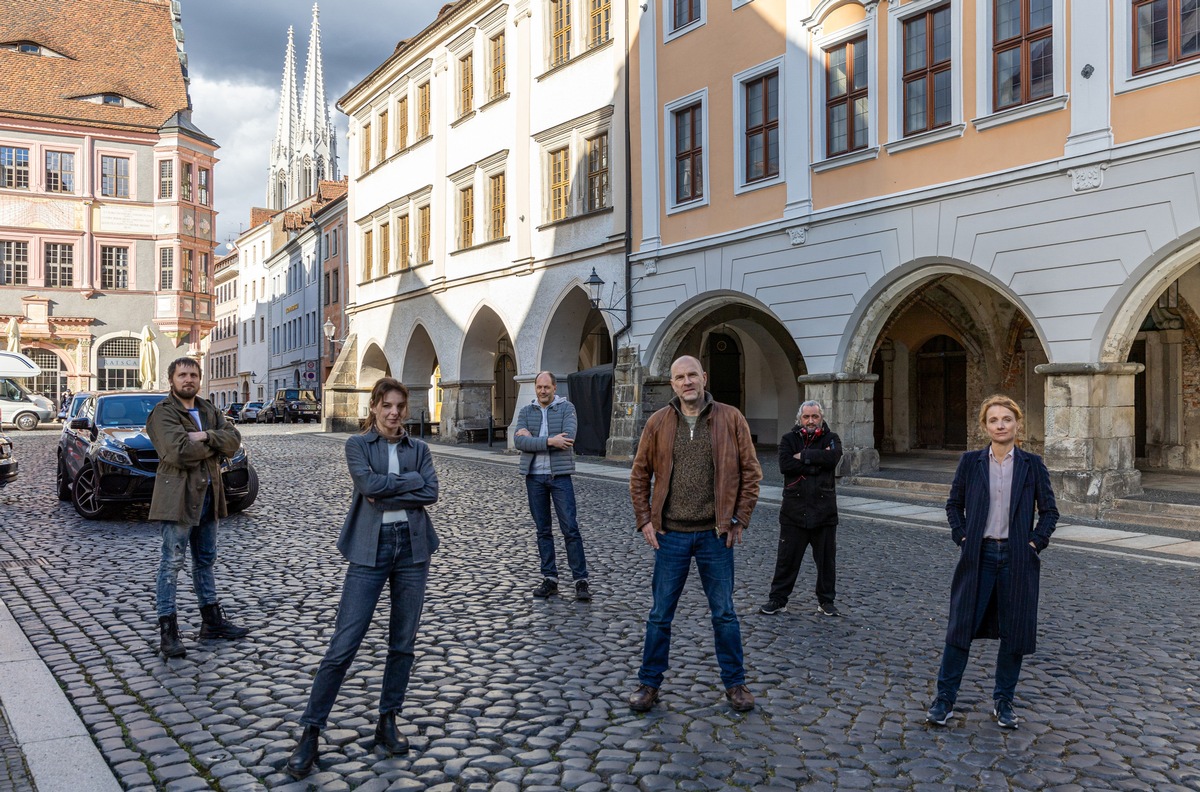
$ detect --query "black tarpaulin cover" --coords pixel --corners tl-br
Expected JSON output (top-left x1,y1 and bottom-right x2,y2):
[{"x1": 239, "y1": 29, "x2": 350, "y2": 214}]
[{"x1": 566, "y1": 365, "x2": 613, "y2": 457}]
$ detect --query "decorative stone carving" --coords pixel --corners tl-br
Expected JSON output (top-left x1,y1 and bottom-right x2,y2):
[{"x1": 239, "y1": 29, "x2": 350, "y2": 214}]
[
  {"x1": 785, "y1": 226, "x2": 807, "y2": 246},
  {"x1": 1068, "y1": 164, "x2": 1106, "y2": 192},
  {"x1": 643, "y1": 258, "x2": 657, "y2": 275}
]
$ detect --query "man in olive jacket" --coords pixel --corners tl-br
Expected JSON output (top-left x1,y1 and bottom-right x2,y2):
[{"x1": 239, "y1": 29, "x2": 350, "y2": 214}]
[{"x1": 146, "y1": 357, "x2": 248, "y2": 658}]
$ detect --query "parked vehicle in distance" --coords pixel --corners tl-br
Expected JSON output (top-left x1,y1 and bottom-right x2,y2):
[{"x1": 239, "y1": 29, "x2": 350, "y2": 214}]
[
  {"x1": 60, "y1": 391, "x2": 92, "y2": 429},
  {"x1": 57, "y1": 391, "x2": 259, "y2": 519},
  {"x1": 265, "y1": 388, "x2": 320, "y2": 423},
  {"x1": 240, "y1": 402, "x2": 264, "y2": 423},
  {"x1": 0, "y1": 350, "x2": 55, "y2": 431},
  {"x1": 224, "y1": 403, "x2": 245, "y2": 423}
]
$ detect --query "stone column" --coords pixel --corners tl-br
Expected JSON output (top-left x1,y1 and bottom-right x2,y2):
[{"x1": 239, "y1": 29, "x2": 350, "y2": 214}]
[
  {"x1": 1035, "y1": 362, "x2": 1143, "y2": 515},
  {"x1": 796, "y1": 372, "x2": 880, "y2": 476},
  {"x1": 1144, "y1": 330, "x2": 1185, "y2": 468},
  {"x1": 405, "y1": 384, "x2": 433, "y2": 429},
  {"x1": 606, "y1": 345, "x2": 644, "y2": 460},
  {"x1": 439, "y1": 379, "x2": 495, "y2": 441}
]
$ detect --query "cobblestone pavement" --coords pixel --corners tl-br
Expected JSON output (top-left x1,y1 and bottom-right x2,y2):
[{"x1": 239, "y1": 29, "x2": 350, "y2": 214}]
[
  {"x1": 0, "y1": 707, "x2": 34, "y2": 792},
  {"x1": 0, "y1": 425, "x2": 1198, "y2": 792}
]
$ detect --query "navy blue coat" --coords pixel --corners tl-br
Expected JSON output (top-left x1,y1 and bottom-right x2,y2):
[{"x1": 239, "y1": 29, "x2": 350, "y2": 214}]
[{"x1": 944, "y1": 446, "x2": 1058, "y2": 655}]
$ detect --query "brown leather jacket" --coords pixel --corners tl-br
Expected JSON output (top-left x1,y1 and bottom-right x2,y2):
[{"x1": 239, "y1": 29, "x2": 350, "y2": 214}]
[{"x1": 630, "y1": 394, "x2": 762, "y2": 534}]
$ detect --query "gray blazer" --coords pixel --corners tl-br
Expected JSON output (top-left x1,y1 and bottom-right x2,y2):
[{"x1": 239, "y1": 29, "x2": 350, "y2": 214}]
[{"x1": 338, "y1": 429, "x2": 439, "y2": 567}]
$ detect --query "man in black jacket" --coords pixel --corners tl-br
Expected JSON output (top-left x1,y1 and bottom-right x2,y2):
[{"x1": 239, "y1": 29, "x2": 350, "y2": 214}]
[{"x1": 760, "y1": 400, "x2": 843, "y2": 617}]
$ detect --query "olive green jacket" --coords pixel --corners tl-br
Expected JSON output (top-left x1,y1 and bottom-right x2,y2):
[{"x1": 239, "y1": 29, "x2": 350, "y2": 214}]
[{"x1": 146, "y1": 393, "x2": 241, "y2": 525}]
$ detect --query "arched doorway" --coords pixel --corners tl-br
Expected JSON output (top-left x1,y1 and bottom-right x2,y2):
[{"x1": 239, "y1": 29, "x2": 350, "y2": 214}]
[
  {"x1": 455, "y1": 304, "x2": 517, "y2": 440},
  {"x1": 22, "y1": 347, "x2": 67, "y2": 403},
  {"x1": 915, "y1": 335, "x2": 967, "y2": 449},
  {"x1": 96, "y1": 337, "x2": 141, "y2": 391},
  {"x1": 401, "y1": 324, "x2": 440, "y2": 426}
]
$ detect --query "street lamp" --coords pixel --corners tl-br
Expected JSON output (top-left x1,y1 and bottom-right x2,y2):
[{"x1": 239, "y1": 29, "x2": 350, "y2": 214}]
[
  {"x1": 585, "y1": 267, "x2": 606, "y2": 310},
  {"x1": 322, "y1": 318, "x2": 344, "y2": 364}
]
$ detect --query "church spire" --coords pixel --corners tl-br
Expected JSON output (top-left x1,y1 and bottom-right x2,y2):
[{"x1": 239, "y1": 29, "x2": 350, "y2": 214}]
[
  {"x1": 295, "y1": 3, "x2": 338, "y2": 197},
  {"x1": 267, "y1": 26, "x2": 299, "y2": 210}
]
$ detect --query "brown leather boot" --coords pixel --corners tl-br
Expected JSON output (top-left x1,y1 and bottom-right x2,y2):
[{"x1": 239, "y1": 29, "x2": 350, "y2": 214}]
[
  {"x1": 726, "y1": 684, "x2": 755, "y2": 712},
  {"x1": 628, "y1": 684, "x2": 659, "y2": 712}
]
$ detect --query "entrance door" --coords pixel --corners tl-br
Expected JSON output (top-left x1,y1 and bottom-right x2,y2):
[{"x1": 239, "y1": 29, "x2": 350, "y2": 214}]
[
  {"x1": 705, "y1": 332, "x2": 742, "y2": 409},
  {"x1": 916, "y1": 335, "x2": 967, "y2": 449},
  {"x1": 493, "y1": 353, "x2": 516, "y2": 425}
]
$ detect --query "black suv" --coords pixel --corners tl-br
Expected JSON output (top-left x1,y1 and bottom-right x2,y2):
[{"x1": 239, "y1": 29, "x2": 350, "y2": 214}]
[
  {"x1": 57, "y1": 392, "x2": 259, "y2": 519},
  {"x1": 264, "y1": 388, "x2": 320, "y2": 423}
]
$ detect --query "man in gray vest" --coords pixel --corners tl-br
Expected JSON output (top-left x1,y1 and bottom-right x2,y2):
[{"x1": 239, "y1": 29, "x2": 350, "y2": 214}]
[{"x1": 514, "y1": 371, "x2": 591, "y2": 601}]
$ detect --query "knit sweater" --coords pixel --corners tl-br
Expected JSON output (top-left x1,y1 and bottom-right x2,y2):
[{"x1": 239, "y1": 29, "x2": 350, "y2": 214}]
[{"x1": 662, "y1": 407, "x2": 716, "y2": 532}]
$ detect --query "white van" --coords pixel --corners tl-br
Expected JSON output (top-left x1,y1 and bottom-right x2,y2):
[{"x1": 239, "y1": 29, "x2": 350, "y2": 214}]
[{"x1": 0, "y1": 350, "x2": 55, "y2": 431}]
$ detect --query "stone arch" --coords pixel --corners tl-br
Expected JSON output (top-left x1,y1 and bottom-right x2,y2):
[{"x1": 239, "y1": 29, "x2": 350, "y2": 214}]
[
  {"x1": 358, "y1": 341, "x2": 390, "y2": 384},
  {"x1": 843, "y1": 260, "x2": 1049, "y2": 452},
  {"x1": 1097, "y1": 230, "x2": 1200, "y2": 364},
  {"x1": 538, "y1": 284, "x2": 613, "y2": 376},
  {"x1": 401, "y1": 323, "x2": 440, "y2": 422},
  {"x1": 644, "y1": 291, "x2": 805, "y2": 443},
  {"x1": 443, "y1": 303, "x2": 518, "y2": 439}
]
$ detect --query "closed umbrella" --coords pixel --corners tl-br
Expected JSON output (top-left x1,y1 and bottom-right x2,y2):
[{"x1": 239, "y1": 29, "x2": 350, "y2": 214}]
[
  {"x1": 138, "y1": 325, "x2": 158, "y2": 389},
  {"x1": 5, "y1": 317, "x2": 18, "y2": 353}
]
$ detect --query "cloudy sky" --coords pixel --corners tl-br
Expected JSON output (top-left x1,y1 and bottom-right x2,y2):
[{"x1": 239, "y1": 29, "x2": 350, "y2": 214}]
[{"x1": 182, "y1": 0, "x2": 446, "y2": 248}]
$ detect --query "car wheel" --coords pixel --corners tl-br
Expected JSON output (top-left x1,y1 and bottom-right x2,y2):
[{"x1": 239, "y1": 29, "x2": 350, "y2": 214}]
[
  {"x1": 72, "y1": 465, "x2": 109, "y2": 519},
  {"x1": 56, "y1": 456, "x2": 72, "y2": 501},
  {"x1": 227, "y1": 466, "x2": 259, "y2": 513},
  {"x1": 14, "y1": 413, "x2": 37, "y2": 431}
]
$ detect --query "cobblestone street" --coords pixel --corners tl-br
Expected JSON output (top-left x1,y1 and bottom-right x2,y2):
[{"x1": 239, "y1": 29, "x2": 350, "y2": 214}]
[{"x1": 1, "y1": 425, "x2": 1198, "y2": 791}]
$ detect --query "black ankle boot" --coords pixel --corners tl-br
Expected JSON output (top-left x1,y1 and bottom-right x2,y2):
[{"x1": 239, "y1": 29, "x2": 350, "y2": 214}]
[
  {"x1": 199, "y1": 603, "x2": 250, "y2": 639},
  {"x1": 158, "y1": 614, "x2": 186, "y2": 658},
  {"x1": 286, "y1": 725, "x2": 320, "y2": 778},
  {"x1": 374, "y1": 712, "x2": 409, "y2": 755}
]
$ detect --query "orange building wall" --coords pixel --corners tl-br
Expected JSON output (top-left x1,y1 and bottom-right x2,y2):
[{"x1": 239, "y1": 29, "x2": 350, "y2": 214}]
[{"x1": 1112, "y1": 75, "x2": 1200, "y2": 144}]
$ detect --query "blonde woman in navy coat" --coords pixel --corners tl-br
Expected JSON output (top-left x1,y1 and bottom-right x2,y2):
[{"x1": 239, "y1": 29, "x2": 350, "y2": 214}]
[{"x1": 926, "y1": 395, "x2": 1058, "y2": 730}]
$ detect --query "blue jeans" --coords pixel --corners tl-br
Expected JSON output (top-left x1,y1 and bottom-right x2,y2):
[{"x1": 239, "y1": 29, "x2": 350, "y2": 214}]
[
  {"x1": 639, "y1": 530, "x2": 745, "y2": 690},
  {"x1": 525, "y1": 474, "x2": 587, "y2": 582},
  {"x1": 156, "y1": 490, "x2": 218, "y2": 617},
  {"x1": 302, "y1": 523, "x2": 429, "y2": 728},
  {"x1": 936, "y1": 540, "x2": 1024, "y2": 704}
]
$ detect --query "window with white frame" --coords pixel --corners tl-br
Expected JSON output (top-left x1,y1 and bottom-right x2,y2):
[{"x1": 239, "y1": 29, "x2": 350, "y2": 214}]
[
  {"x1": 0, "y1": 146, "x2": 29, "y2": 189},
  {"x1": 1133, "y1": 0, "x2": 1200, "y2": 73},
  {"x1": 159, "y1": 248, "x2": 173, "y2": 289},
  {"x1": 44, "y1": 242, "x2": 73, "y2": 287},
  {"x1": 903, "y1": 5, "x2": 952, "y2": 135},
  {"x1": 459, "y1": 185, "x2": 475, "y2": 248},
  {"x1": 666, "y1": 0, "x2": 705, "y2": 39},
  {"x1": 363, "y1": 228, "x2": 374, "y2": 281},
  {"x1": 397, "y1": 95, "x2": 410, "y2": 150},
  {"x1": 100, "y1": 154, "x2": 130, "y2": 198},
  {"x1": 549, "y1": 147, "x2": 571, "y2": 221},
  {"x1": 397, "y1": 214, "x2": 411, "y2": 269},
  {"x1": 585, "y1": 133, "x2": 609, "y2": 211},
  {"x1": 590, "y1": 0, "x2": 612, "y2": 47},
  {"x1": 489, "y1": 33, "x2": 507, "y2": 99},
  {"x1": 459, "y1": 52, "x2": 474, "y2": 117},
  {"x1": 551, "y1": 0, "x2": 572, "y2": 66},
  {"x1": 417, "y1": 204, "x2": 431, "y2": 263},
  {"x1": 100, "y1": 246, "x2": 129, "y2": 289},
  {"x1": 664, "y1": 90, "x2": 708, "y2": 210},
  {"x1": 158, "y1": 160, "x2": 173, "y2": 198},
  {"x1": 45, "y1": 151, "x2": 74, "y2": 193},
  {"x1": 734, "y1": 58, "x2": 783, "y2": 191},
  {"x1": 1, "y1": 241, "x2": 29, "y2": 285},
  {"x1": 489, "y1": 172, "x2": 506, "y2": 239}
]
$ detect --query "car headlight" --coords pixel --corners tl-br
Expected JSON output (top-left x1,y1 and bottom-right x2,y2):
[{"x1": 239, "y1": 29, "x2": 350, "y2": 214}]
[{"x1": 97, "y1": 446, "x2": 132, "y2": 466}]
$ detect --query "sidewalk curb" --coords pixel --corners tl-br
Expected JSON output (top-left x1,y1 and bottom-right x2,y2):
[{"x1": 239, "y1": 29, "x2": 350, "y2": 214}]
[{"x1": 0, "y1": 597, "x2": 122, "y2": 792}]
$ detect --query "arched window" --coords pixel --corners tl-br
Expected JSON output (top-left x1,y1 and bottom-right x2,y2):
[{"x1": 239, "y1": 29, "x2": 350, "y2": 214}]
[
  {"x1": 97, "y1": 337, "x2": 141, "y2": 390},
  {"x1": 22, "y1": 348, "x2": 65, "y2": 404}
]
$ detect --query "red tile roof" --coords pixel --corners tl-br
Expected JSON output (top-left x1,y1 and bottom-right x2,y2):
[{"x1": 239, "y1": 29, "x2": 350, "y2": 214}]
[{"x1": 0, "y1": 0, "x2": 190, "y2": 133}]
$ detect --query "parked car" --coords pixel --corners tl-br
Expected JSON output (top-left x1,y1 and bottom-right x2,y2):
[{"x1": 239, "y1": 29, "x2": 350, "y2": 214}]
[
  {"x1": 0, "y1": 350, "x2": 53, "y2": 431},
  {"x1": 0, "y1": 416, "x2": 16, "y2": 487},
  {"x1": 224, "y1": 403, "x2": 245, "y2": 423},
  {"x1": 240, "y1": 401, "x2": 264, "y2": 423},
  {"x1": 266, "y1": 388, "x2": 320, "y2": 423},
  {"x1": 57, "y1": 392, "x2": 259, "y2": 519},
  {"x1": 60, "y1": 391, "x2": 92, "y2": 429}
]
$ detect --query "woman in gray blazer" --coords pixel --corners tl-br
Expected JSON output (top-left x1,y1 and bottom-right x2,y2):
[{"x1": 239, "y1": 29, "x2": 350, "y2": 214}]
[{"x1": 288, "y1": 378, "x2": 439, "y2": 778}]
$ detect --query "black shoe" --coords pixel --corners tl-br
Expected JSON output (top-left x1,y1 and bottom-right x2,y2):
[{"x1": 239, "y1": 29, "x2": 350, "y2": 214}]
[
  {"x1": 199, "y1": 603, "x2": 250, "y2": 639},
  {"x1": 374, "y1": 712, "x2": 409, "y2": 755},
  {"x1": 993, "y1": 699, "x2": 1019, "y2": 729},
  {"x1": 926, "y1": 698, "x2": 954, "y2": 726},
  {"x1": 817, "y1": 601, "x2": 840, "y2": 617},
  {"x1": 286, "y1": 725, "x2": 320, "y2": 778},
  {"x1": 628, "y1": 684, "x2": 659, "y2": 712},
  {"x1": 158, "y1": 614, "x2": 186, "y2": 658},
  {"x1": 759, "y1": 599, "x2": 787, "y2": 615},
  {"x1": 575, "y1": 580, "x2": 592, "y2": 602},
  {"x1": 532, "y1": 579, "x2": 558, "y2": 598}
]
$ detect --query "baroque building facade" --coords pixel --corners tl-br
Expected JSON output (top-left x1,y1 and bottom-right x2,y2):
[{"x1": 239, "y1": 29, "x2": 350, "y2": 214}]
[
  {"x1": 616, "y1": 0, "x2": 1200, "y2": 514},
  {"x1": 332, "y1": 0, "x2": 627, "y2": 437},
  {"x1": 0, "y1": 0, "x2": 218, "y2": 404}
]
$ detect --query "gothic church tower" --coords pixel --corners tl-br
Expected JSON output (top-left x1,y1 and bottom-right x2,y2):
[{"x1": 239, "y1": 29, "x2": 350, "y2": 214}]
[{"x1": 266, "y1": 4, "x2": 339, "y2": 210}]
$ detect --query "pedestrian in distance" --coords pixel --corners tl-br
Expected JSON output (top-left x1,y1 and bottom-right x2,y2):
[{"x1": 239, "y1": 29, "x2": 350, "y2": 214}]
[
  {"x1": 146, "y1": 357, "x2": 249, "y2": 659},
  {"x1": 759, "y1": 400, "x2": 843, "y2": 617},
  {"x1": 513, "y1": 371, "x2": 591, "y2": 601},
  {"x1": 627, "y1": 355, "x2": 762, "y2": 714},
  {"x1": 287, "y1": 377, "x2": 439, "y2": 778},
  {"x1": 926, "y1": 394, "x2": 1058, "y2": 730}
]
